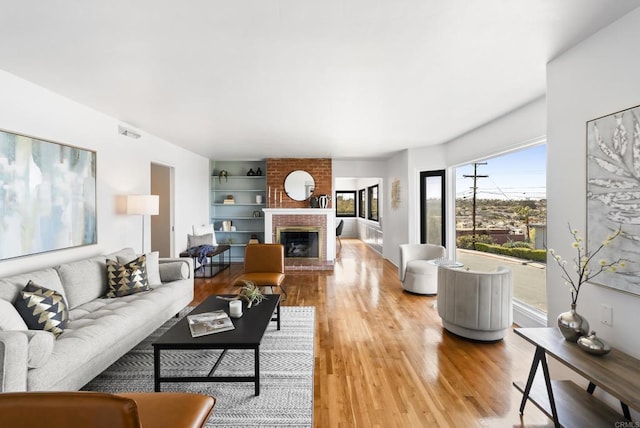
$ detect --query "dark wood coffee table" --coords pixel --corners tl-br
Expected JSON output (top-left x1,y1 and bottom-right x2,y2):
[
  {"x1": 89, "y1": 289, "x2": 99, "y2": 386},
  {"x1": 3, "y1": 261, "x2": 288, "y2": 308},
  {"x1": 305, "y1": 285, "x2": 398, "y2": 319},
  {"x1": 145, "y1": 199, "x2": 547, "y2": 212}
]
[{"x1": 152, "y1": 294, "x2": 281, "y2": 396}]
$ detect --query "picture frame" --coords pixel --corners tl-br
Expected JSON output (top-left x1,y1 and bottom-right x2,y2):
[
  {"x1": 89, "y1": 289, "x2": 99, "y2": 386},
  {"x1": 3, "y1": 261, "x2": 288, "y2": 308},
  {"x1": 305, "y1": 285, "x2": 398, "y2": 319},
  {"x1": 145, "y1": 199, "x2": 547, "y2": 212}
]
[
  {"x1": 586, "y1": 104, "x2": 640, "y2": 295},
  {"x1": 0, "y1": 129, "x2": 97, "y2": 260}
]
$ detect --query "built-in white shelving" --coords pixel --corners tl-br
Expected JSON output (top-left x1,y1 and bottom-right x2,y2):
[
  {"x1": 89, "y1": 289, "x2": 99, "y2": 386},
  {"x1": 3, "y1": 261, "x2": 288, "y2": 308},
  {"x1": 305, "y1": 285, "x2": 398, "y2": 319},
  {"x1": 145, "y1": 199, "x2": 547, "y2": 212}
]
[{"x1": 210, "y1": 160, "x2": 266, "y2": 262}]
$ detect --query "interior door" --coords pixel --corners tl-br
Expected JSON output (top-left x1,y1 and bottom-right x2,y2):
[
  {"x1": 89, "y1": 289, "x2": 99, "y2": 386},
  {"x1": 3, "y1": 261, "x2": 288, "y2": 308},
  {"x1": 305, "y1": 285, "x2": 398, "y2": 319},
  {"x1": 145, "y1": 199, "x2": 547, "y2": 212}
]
[{"x1": 150, "y1": 163, "x2": 174, "y2": 257}]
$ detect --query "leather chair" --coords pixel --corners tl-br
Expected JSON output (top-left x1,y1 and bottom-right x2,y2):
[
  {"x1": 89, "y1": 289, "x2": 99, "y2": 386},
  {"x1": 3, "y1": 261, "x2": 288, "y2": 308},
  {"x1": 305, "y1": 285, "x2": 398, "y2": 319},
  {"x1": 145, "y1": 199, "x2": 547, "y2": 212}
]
[
  {"x1": 234, "y1": 243, "x2": 287, "y2": 300},
  {"x1": 398, "y1": 244, "x2": 446, "y2": 295},
  {"x1": 0, "y1": 391, "x2": 215, "y2": 428},
  {"x1": 336, "y1": 219, "x2": 344, "y2": 247},
  {"x1": 437, "y1": 265, "x2": 513, "y2": 341}
]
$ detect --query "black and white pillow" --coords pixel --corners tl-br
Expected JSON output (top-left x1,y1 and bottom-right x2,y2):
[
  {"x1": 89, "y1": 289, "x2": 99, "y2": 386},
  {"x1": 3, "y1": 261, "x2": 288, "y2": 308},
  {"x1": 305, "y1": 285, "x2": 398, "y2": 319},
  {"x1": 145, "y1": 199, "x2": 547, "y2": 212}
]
[
  {"x1": 14, "y1": 281, "x2": 69, "y2": 337},
  {"x1": 106, "y1": 254, "x2": 150, "y2": 297}
]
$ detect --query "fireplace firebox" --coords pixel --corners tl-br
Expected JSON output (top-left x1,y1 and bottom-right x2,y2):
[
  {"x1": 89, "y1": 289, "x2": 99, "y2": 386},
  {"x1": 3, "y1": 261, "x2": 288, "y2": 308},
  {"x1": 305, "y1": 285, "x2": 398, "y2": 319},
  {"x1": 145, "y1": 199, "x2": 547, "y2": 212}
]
[{"x1": 277, "y1": 227, "x2": 322, "y2": 259}]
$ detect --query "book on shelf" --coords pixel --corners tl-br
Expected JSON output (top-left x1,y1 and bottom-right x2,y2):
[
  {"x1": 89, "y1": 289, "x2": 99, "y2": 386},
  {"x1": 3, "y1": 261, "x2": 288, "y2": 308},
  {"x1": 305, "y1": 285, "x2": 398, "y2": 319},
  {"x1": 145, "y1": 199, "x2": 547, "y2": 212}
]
[{"x1": 187, "y1": 310, "x2": 235, "y2": 337}]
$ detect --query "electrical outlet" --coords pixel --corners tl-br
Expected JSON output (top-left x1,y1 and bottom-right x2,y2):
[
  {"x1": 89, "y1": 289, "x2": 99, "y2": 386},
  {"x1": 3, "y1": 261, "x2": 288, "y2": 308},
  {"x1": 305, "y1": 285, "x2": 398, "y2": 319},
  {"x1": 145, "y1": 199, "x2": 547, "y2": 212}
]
[{"x1": 600, "y1": 305, "x2": 613, "y2": 326}]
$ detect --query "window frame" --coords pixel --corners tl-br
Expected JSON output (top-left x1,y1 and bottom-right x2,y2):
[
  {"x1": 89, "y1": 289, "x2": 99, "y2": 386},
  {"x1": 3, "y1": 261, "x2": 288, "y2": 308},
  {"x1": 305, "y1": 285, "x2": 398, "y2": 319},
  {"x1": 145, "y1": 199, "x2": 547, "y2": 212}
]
[
  {"x1": 367, "y1": 184, "x2": 379, "y2": 221},
  {"x1": 420, "y1": 169, "x2": 446, "y2": 246},
  {"x1": 358, "y1": 189, "x2": 366, "y2": 219},
  {"x1": 335, "y1": 190, "x2": 357, "y2": 217}
]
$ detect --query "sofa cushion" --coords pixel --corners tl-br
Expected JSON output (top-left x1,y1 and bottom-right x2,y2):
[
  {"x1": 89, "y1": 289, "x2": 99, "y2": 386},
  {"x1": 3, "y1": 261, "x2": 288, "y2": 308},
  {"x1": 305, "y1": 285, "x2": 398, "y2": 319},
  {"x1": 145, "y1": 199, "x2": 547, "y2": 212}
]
[
  {"x1": 118, "y1": 252, "x2": 160, "y2": 286},
  {"x1": 24, "y1": 330, "x2": 55, "y2": 368},
  {"x1": 56, "y1": 256, "x2": 108, "y2": 310},
  {"x1": 0, "y1": 299, "x2": 28, "y2": 331},
  {"x1": 159, "y1": 261, "x2": 190, "y2": 282},
  {"x1": 106, "y1": 255, "x2": 150, "y2": 297},
  {"x1": 0, "y1": 268, "x2": 66, "y2": 306},
  {"x1": 105, "y1": 247, "x2": 137, "y2": 262},
  {"x1": 28, "y1": 277, "x2": 193, "y2": 391},
  {"x1": 14, "y1": 281, "x2": 69, "y2": 337}
]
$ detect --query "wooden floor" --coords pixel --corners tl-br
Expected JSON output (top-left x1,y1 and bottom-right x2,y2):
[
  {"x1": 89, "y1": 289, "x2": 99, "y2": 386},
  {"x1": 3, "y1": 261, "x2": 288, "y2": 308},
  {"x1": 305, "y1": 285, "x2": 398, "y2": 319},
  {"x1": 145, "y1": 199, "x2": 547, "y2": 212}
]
[{"x1": 192, "y1": 239, "x2": 555, "y2": 427}]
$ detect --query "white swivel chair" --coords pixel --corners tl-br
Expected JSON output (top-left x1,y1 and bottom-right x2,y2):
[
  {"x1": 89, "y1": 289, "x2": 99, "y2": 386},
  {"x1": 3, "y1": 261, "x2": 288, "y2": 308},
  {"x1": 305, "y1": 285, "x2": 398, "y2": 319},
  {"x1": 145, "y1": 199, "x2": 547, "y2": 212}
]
[
  {"x1": 398, "y1": 244, "x2": 446, "y2": 295},
  {"x1": 437, "y1": 265, "x2": 513, "y2": 341}
]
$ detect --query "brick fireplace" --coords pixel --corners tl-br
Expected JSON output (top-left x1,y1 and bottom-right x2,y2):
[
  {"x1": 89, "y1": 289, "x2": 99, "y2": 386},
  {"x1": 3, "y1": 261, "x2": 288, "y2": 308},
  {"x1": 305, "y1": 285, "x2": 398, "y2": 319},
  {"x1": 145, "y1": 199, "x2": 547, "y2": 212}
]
[
  {"x1": 278, "y1": 226, "x2": 322, "y2": 259},
  {"x1": 263, "y1": 208, "x2": 335, "y2": 270}
]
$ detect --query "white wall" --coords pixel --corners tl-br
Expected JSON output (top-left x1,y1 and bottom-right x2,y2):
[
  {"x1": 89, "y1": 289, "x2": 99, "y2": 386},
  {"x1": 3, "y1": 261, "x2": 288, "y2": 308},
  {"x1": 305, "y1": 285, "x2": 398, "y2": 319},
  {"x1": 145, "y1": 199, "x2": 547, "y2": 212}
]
[
  {"x1": 383, "y1": 150, "x2": 409, "y2": 265},
  {"x1": 333, "y1": 159, "x2": 386, "y2": 178},
  {"x1": 547, "y1": 8, "x2": 640, "y2": 357},
  {"x1": 0, "y1": 70, "x2": 210, "y2": 277}
]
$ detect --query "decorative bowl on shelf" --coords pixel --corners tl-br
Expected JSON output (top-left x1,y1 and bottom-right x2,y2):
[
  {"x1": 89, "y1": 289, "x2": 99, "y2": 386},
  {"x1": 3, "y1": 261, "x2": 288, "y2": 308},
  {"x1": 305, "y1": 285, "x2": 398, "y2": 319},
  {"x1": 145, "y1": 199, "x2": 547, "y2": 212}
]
[{"x1": 577, "y1": 331, "x2": 611, "y2": 356}]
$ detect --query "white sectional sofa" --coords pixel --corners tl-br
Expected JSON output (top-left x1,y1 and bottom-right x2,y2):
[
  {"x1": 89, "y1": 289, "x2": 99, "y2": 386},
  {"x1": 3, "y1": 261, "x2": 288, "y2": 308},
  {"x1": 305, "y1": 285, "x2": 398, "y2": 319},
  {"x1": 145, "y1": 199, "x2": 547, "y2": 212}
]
[{"x1": 0, "y1": 248, "x2": 193, "y2": 392}]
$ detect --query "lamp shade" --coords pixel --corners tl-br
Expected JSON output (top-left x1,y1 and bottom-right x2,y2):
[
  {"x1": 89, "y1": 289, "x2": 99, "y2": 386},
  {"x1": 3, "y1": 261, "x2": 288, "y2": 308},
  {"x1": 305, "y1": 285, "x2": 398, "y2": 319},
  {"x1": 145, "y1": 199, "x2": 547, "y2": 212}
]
[{"x1": 126, "y1": 195, "x2": 159, "y2": 215}]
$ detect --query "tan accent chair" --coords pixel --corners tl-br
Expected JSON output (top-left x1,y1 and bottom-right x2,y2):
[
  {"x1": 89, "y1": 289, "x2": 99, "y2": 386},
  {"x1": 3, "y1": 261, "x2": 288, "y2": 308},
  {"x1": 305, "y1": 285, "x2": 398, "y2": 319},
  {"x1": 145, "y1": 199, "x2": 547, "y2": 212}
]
[
  {"x1": 234, "y1": 243, "x2": 287, "y2": 300},
  {"x1": 0, "y1": 391, "x2": 215, "y2": 428},
  {"x1": 398, "y1": 244, "x2": 446, "y2": 295},
  {"x1": 437, "y1": 265, "x2": 513, "y2": 341}
]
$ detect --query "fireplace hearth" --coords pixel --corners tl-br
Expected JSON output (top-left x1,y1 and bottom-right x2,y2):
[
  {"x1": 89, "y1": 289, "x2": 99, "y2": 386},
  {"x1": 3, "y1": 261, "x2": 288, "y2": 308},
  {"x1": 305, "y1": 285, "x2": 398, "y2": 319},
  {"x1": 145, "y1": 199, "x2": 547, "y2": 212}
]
[{"x1": 277, "y1": 227, "x2": 322, "y2": 259}]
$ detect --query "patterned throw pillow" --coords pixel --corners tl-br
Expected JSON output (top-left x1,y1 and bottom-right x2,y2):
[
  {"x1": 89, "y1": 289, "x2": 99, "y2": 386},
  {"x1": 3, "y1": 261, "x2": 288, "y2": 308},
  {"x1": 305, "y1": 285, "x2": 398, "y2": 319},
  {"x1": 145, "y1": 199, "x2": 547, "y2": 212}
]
[
  {"x1": 106, "y1": 255, "x2": 150, "y2": 297},
  {"x1": 14, "y1": 281, "x2": 69, "y2": 337}
]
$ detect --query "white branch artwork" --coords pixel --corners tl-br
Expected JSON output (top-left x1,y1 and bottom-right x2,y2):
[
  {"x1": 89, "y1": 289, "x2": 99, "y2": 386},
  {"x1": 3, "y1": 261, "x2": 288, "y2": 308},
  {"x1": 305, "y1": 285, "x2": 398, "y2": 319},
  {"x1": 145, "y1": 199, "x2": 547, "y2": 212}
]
[{"x1": 586, "y1": 105, "x2": 640, "y2": 295}]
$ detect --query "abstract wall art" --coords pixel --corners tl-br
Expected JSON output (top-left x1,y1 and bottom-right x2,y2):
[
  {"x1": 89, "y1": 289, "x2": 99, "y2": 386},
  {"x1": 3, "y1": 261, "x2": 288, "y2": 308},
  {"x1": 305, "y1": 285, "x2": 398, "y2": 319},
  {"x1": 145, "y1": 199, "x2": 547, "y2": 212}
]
[
  {"x1": 586, "y1": 104, "x2": 640, "y2": 295},
  {"x1": 0, "y1": 129, "x2": 96, "y2": 260}
]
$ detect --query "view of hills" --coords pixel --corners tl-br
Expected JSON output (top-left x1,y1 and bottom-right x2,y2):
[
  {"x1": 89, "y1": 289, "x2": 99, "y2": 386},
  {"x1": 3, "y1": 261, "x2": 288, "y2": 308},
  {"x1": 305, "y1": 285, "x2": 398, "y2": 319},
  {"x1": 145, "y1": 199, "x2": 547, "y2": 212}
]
[{"x1": 456, "y1": 198, "x2": 547, "y2": 239}]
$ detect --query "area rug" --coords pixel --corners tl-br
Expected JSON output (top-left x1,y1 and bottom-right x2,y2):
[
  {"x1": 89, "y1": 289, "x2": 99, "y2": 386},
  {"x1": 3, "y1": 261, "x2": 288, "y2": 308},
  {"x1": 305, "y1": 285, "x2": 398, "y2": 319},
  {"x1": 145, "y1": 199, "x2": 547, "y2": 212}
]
[{"x1": 83, "y1": 306, "x2": 315, "y2": 428}]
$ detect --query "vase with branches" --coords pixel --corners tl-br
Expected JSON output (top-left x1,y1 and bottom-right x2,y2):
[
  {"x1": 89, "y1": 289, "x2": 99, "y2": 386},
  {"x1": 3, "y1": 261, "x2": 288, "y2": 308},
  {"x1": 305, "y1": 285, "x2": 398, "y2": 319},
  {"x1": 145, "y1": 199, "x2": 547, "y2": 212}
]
[{"x1": 549, "y1": 223, "x2": 626, "y2": 341}]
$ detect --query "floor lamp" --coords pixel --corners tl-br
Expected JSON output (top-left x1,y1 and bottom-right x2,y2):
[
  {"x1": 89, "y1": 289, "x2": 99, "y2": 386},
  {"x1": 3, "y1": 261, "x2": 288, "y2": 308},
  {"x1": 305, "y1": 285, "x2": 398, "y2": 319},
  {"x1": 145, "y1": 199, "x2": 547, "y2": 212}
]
[{"x1": 127, "y1": 195, "x2": 159, "y2": 254}]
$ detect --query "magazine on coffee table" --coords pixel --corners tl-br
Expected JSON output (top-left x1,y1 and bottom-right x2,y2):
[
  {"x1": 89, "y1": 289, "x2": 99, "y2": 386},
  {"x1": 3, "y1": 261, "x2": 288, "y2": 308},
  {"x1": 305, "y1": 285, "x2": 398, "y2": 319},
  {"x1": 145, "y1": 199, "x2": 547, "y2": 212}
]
[{"x1": 187, "y1": 310, "x2": 235, "y2": 337}]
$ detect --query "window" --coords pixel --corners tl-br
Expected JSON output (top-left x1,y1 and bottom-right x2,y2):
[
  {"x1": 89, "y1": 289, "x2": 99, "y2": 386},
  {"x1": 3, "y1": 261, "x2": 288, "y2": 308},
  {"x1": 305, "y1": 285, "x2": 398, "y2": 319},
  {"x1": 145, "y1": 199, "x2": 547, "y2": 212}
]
[
  {"x1": 420, "y1": 170, "x2": 445, "y2": 246},
  {"x1": 358, "y1": 189, "x2": 366, "y2": 218},
  {"x1": 455, "y1": 144, "x2": 547, "y2": 313},
  {"x1": 335, "y1": 191, "x2": 356, "y2": 217},
  {"x1": 367, "y1": 185, "x2": 379, "y2": 221}
]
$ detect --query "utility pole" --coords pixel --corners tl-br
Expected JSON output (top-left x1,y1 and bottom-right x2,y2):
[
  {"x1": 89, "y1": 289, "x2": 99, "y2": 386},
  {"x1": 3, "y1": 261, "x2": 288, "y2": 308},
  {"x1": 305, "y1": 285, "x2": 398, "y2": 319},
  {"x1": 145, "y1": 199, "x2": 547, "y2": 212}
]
[{"x1": 463, "y1": 162, "x2": 488, "y2": 250}]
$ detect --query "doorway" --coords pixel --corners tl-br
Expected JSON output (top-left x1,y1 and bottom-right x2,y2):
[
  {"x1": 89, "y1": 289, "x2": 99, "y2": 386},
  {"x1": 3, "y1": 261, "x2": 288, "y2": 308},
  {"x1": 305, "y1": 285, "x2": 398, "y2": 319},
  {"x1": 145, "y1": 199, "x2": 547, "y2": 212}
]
[{"x1": 150, "y1": 163, "x2": 174, "y2": 257}]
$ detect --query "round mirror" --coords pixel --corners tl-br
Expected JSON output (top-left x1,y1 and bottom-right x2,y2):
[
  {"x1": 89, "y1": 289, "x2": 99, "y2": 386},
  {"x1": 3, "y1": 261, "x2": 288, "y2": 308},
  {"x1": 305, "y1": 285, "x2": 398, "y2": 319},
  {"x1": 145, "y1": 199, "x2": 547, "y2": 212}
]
[{"x1": 284, "y1": 170, "x2": 315, "y2": 201}]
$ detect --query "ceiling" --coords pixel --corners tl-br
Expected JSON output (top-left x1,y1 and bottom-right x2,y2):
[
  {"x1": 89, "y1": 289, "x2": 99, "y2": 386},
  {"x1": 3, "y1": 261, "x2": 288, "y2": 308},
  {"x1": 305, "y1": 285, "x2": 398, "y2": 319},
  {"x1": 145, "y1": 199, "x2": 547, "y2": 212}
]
[{"x1": 1, "y1": 1, "x2": 639, "y2": 160}]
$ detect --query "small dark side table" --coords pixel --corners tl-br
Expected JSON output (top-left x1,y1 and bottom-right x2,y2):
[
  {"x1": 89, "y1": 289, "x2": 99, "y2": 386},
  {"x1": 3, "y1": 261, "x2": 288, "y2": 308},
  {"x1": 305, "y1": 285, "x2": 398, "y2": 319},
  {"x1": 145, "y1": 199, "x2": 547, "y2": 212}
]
[{"x1": 180, "y1": 245, "x2": 231, "y2": 278}]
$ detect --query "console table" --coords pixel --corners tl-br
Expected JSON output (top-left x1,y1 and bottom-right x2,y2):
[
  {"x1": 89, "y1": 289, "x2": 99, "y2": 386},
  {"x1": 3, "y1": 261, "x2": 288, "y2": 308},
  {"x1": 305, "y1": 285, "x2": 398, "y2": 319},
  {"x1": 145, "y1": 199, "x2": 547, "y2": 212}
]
[
  {"x1": 514, "y1": 327, "x2": 639, "y2": 427},
  {"x1": 180, "y1": 245, "x2": 231, "y2": 278}
]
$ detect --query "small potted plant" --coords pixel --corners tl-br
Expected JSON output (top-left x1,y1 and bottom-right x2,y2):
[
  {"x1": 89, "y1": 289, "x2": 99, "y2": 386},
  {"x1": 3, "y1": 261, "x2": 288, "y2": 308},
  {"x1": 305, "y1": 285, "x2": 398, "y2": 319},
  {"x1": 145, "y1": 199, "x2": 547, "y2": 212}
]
[{"x1": 238, "y1": 280, "x2": 267, "y2": 308}]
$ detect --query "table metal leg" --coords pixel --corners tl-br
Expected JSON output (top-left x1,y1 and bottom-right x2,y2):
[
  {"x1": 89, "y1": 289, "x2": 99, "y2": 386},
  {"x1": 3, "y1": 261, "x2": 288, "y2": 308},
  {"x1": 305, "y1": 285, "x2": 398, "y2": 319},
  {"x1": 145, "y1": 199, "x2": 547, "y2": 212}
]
[
  {"x1": 538, "y1": 347, "x2": 560, "y2": 427},
  {"x1": 154, "y1": 347, "x2": 161, "y2": 392},
  {"x1": 519, "y1": 345, "x2": 560, "y2": 426},
  {"x1": 519, "y1": 346, "x2": 542, "y2": 414},
  {"x1": 588, "y1": 380, "x2": 631, "y2": 420},
  {"x1": 207, "y1": 349, "x2": 228, "y2": 377},
  {"x1": 255, "y1": 346, "x2": 260, "y2": 396}
]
